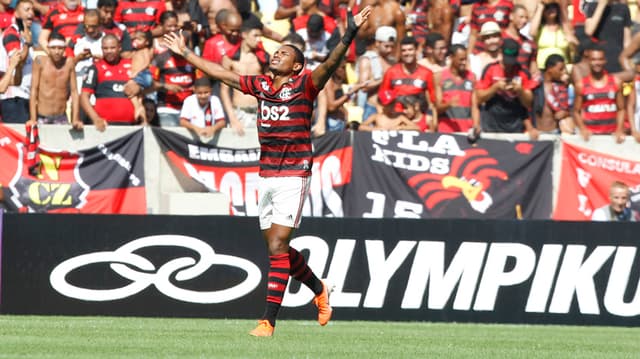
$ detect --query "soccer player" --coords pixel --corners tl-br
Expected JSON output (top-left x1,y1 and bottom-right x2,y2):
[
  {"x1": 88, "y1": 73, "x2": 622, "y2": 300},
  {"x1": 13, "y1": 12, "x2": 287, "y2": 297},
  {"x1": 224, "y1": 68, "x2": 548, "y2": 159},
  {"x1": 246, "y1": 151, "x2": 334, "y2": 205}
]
[{"x1": 163, "y1": 6, "x2": 372, "y2": 337}]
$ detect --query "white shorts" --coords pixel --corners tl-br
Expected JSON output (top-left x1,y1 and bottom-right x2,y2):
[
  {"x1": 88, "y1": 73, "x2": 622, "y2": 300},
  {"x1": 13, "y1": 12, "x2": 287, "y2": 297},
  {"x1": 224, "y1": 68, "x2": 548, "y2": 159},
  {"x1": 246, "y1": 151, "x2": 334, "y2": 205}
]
[{"x1": 258, "y1": 176, "x2": 310, "y2": 230}]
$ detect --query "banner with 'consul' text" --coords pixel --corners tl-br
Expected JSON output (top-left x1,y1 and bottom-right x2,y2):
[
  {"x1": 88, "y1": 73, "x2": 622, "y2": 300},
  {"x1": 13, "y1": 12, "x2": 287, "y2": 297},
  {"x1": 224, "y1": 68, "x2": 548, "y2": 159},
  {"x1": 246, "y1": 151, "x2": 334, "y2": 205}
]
[
  {"x1": 0, "y1": 124, "x2": 146, "y2": 214},
  {"x1": 553, "y1": 141, "x2": 640, "y2": 220},
  {"x1": 152, "y1": 128, "x2": 553, "y2": 219}
]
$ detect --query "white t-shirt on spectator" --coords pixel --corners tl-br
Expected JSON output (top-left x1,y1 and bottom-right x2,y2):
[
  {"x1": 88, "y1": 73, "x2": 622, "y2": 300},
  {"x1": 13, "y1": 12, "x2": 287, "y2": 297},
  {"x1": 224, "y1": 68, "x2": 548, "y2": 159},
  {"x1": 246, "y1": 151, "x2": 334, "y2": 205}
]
[{"x1": 179, "y1": 94, "x2": 225, "y2": 128}]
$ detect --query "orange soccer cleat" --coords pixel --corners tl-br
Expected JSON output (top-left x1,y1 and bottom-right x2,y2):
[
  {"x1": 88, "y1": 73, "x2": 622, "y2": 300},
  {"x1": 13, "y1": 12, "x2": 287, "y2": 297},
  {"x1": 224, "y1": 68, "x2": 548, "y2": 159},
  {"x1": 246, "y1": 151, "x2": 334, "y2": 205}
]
[
  {"x1": 313, "y1": 281, "x2": 333, "y2": 326},
  {"x1": 249, "y1": 320, "x2": 274, "y2": 337}
]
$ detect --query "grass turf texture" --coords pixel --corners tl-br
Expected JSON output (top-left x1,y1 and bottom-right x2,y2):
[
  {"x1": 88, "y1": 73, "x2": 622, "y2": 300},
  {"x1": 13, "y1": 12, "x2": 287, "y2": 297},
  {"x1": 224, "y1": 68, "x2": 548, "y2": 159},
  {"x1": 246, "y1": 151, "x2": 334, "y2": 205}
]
[{"x1": 1, "y1": 316, "x2": 639, "y2": 358}]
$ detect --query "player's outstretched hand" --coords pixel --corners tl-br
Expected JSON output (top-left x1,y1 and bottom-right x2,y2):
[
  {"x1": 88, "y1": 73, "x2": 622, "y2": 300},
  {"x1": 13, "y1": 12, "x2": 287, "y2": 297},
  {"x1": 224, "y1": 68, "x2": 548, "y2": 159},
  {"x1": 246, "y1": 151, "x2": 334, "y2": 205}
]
[
  {"x1": 354, "y1": 6, "x2": 371, "y2": 28},
  {"x1": 163, "y1": 30, "x2": 186, "y2": 55}
]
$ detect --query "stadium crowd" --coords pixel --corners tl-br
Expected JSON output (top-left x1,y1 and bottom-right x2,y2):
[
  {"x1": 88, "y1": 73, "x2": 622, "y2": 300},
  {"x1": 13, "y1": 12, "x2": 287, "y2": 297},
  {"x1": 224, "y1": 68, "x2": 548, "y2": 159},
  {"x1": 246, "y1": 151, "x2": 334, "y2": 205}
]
[{"x1": 0, "y1": 0, "x2": 639, "y2": 143}]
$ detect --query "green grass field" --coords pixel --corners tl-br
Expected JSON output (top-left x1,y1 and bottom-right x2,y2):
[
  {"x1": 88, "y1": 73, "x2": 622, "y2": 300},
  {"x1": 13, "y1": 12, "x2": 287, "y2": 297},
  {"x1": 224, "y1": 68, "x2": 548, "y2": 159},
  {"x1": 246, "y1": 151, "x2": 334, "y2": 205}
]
[{"x1": 1, "y1": 316, "x2": 638, "y2": 358}]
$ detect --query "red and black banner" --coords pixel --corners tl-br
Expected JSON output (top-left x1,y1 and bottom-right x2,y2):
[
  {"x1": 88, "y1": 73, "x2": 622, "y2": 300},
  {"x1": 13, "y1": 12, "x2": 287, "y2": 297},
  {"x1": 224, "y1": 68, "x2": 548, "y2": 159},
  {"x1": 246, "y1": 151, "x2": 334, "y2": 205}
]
[
  {"x1": 154, "y1": 129, "x2": 553, "y2": 219},
  {"x1": 0, "y1": 124, "x2": 146, "y2": 214},
  {"x1": 553, "y1": 141, "x2": 640, "y2": 220}
]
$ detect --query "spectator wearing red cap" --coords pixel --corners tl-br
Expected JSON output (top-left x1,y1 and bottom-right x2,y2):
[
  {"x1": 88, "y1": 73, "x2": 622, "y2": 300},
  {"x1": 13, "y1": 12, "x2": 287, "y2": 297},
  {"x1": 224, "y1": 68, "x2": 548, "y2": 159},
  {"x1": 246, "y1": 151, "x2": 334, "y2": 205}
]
[{"x1": 475, "y1": 38, "x2": 539, "y2": 139}]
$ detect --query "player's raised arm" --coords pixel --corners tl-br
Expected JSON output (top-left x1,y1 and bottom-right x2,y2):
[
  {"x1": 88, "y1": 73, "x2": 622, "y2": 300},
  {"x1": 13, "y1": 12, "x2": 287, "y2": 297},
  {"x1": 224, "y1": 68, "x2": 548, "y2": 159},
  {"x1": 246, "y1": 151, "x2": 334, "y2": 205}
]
[
  {"x1": 163, "y1": 31, "x2": 242, "y2": 90},
  {"x1": 311, "y1": 6, "x2": 371, "y2": 90}
]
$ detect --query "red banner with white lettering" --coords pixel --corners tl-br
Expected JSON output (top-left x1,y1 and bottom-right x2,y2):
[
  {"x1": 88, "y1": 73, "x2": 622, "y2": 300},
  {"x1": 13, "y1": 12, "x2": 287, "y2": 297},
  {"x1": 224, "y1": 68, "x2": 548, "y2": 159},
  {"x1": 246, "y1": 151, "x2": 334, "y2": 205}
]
[
  {"x1": 553, "y1": 141, "x2": 640, "y2": 220},
  {"x1": 0, "y1": 124, "x2": 146, "y2": 214}
]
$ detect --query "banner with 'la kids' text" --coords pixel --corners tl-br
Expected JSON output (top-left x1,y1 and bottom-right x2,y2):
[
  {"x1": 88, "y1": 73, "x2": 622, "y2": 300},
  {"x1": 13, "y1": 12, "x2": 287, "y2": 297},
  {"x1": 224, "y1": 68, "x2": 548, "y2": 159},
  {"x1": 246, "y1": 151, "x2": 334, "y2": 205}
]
[
  {"x1": 0, "y1": 124, "x2": 146, "y2": 214},
  {"x1": 153, "y1": 128, "x2": 553, "y2": 219}
]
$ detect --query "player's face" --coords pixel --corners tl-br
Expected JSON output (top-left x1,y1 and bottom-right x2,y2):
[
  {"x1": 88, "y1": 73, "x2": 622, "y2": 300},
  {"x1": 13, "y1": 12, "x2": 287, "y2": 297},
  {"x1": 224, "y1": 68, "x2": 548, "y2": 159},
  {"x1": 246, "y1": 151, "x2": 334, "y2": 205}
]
[
  {"x1": 48, "y1": 45, "x2": 65, "y2": 62},
  {"x1": 98, "y1": 6, "x2": 115, "y2": 26},
  {"x1": 451, "y1": 49, "x2": 467, "y2": 73},
  {"x1": 400, "y1": 44, "x2": 417, "y2": 65},
  {"x1": 162, "y1": 17, "x2": 179, "y2": 35},
  {"x1": 84, "y1": 16, "x2": 100, "y2": 39},
  {"x1": 376, "y1": 40, "x2": 394, "y2": 58},
  {"x1": 194, "y1": 86, "x2": 212, "y2": 107},
  {"x1": 589, "y1": 50, "x2": 606, "y2": 74},
  {"x1": 102, "y1": 38, "x2": 121, "y2": 63},
  {"x1": 242, "y1": 29, "x2": 262, "y2": 49},
  {"x1": 270, "y1": 46, "x2": 299, "y2": 75},
  {"x1": 433, "y1": 40, "x2": 447, "y2": 63},
  {"x1": 610, "y1": 187, "x2": 630, "y2": 213},
  {"x1": 510, "y1": 8, "x2": 528, "y2": 30},
  {"x1": 483, "y1": 33, "x2": 501, "y2": 52}
]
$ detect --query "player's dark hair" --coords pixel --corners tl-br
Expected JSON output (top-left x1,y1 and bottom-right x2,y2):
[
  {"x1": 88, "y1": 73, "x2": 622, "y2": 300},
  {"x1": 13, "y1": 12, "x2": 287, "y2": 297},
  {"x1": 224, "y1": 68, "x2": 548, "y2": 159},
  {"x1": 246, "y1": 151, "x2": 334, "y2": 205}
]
[
  {"x1": 97, "y1": 0, "x2": 117, "y2": 8},
  {"x1": 284, "y1": 44, "x2": 305, "y2": 74},
  {"x1": 160, "y1": 10, "x2": 178, "y2": 25},
  {"x1": 449, "y1": 44, "x2": 467, "y2": 56},
  {"x1": 425, "y1": 32, "x2": 444, "y2": 49},
  {"x1": 194, "y1": 77, "x2": 212, "y2": 88},
  {"x1": 283, "y1": 33, "x2": 305, "y2": 51},
  {"x1": 544, "y1": 54, "x2": 565, "y2": 71},
  {"x1": 400, "y1": 36, "x2": 418, "y2": 47}
]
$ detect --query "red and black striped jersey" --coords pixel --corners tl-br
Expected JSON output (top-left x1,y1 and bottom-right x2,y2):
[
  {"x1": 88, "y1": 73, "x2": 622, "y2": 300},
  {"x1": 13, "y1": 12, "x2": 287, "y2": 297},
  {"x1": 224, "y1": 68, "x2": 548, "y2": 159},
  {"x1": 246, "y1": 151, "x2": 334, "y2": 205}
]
[
  {"x1": 2, "y1": 23, "x2": 23, "y2": 54},
  {"x1": 82, "y1": 58, "x2": 136, "y2": 124},
  {"x1": 152, "y1": 51, "x2": 195, "y2": 110},
  {"x1": 378, "y1": 63, "x2": 436, "y2": 105},
  {"x1": 438, "y1": 67, "x2": 476, "y2": 133},
  {"x1": 503, "y1": 31, "x2": 537, "y2": 72},
  {"x1": 114, "y1": 0, "x2": 165, "y2": 35},
  {"x1": 202, "y1": 33, "x2": 240, "y2": 64},
  {"x1": 42, "y1": 3, "x2": 84, "y2": 40},
  {"x1": 239, "y1": 73, "x2": 320, "y2": 178},
  {"x1": 580, "y1": 74, "x2": 619, "y2": 134}
]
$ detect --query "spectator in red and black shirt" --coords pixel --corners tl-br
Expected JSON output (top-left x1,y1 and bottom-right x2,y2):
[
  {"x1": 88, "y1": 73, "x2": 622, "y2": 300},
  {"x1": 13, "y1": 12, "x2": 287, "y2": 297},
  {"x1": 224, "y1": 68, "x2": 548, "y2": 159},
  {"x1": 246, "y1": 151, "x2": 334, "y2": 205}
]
[
  {"x1": 0, "y1": 0, "x2": 14, "y2": 31},
  {"x1": 114, "y1": 0, "x2": 166, "y2": 37},
  {"x1": 38, "y1": 0, "x2": 84, "y2": 52},
  {"x1": 536, "y1": 53, "x2": 573, "y2": 134},
  {"x1": 468, "y1": 0, "x2": 512, "y2": 55},
  {"x1": 504, "y1": 4, "x2": 539, "y2": 81},
  {"x1": 81, "y1": 34, "x2": 137, "y2": 130},
  {"x1": 475, "y1": 38, "x2": 539, "y2": 139},
  {"x1": 72, "y1": 0, "x2": 133, "y2": 54},
  {"x1": 378, "y1": 36, "x2": 437, "y2": 131},
  {"x1": 151, "y1": 12, "x2": 195, "y2": 127}
]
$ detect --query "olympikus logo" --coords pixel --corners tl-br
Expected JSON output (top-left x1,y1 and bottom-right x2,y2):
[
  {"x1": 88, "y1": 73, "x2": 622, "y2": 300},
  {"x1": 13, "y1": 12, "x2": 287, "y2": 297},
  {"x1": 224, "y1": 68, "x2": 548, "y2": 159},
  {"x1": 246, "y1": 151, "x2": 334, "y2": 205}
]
[{"x1": 283, "y1": 237, "x2": 640, "y2": 317}]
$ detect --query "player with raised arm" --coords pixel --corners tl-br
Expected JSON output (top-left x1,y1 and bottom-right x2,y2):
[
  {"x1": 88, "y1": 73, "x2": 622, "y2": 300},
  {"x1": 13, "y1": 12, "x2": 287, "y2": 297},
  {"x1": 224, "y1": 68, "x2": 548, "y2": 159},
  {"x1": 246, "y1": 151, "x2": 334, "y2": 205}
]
[{"x1": 163, "y1": 6, "x2": 371, "y2": 337}]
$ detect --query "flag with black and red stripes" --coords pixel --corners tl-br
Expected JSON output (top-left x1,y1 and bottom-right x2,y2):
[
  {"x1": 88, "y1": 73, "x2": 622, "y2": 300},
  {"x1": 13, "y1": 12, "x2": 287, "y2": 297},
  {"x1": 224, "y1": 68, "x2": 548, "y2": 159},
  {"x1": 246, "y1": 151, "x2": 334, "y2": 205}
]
[{"x1": 0, "y1": 124, "x2": 146, "y2": 214}]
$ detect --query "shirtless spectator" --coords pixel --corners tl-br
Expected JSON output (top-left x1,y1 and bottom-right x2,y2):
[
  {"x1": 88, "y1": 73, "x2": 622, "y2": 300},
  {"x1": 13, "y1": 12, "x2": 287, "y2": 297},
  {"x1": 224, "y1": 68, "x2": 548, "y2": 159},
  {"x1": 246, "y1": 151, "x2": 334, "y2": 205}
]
[
  {"x1": 355, "y1": 0, "x2": 405, "y2": 56},
  {"x1": 38, "y1": 0, "x2": 84, "y2": 52},
  {"x1": 202, "y1": 9, "x2": 241, "y2": 64},
  {"x1": 322, "y1": 61, "x2": 366, "y2": 132},
  {"x1": 274, "y1": 0, "x2": 342, "y2": 21},
  {"x1": 418, "y1": 32, "x2": 448, "y2": 74},
  {"x1": 435, "y1": 44, "x2": 480, "y2": 133},
  {"x1": 469, "y1": 21, "x2": 501, "y2": 79},
  {"x1": 359, "y1": 90, "x2": 420, "y2": 131},
  {"x1": 356, "y1": 25, "x2": 395, "y2": 122},
  {"x1": 29, "y1": 33, "x2": 81, "y2": 128},
  {"x1": 573, "y1": 45, "x2": 626, "y2": 142},
  {"x1": 198, "y1": 0, "x2": 233, "y2": 34},
  {"x1": 536, "y1": 54, "x2": 573, "y2": 134},
  {"x1": 378, "y1": 36, "x2": 437, "y2": 131},
  {"x1": 220, "y1": 17, "x2": 267, "y2": 135},
  {"x1": 179, "y1": 77, "x2": 225, "y2": 137},
  {"x1": 468, "y1": 0, "x2": 512, "y2": 55}
]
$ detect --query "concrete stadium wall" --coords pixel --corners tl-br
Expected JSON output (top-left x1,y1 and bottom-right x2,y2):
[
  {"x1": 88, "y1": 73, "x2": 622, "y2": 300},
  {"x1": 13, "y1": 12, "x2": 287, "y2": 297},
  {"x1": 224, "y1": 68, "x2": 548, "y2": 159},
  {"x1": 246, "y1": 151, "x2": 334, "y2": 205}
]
[{"x1": 5, "y1": 124, "x2": 640, "y2": 215}]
